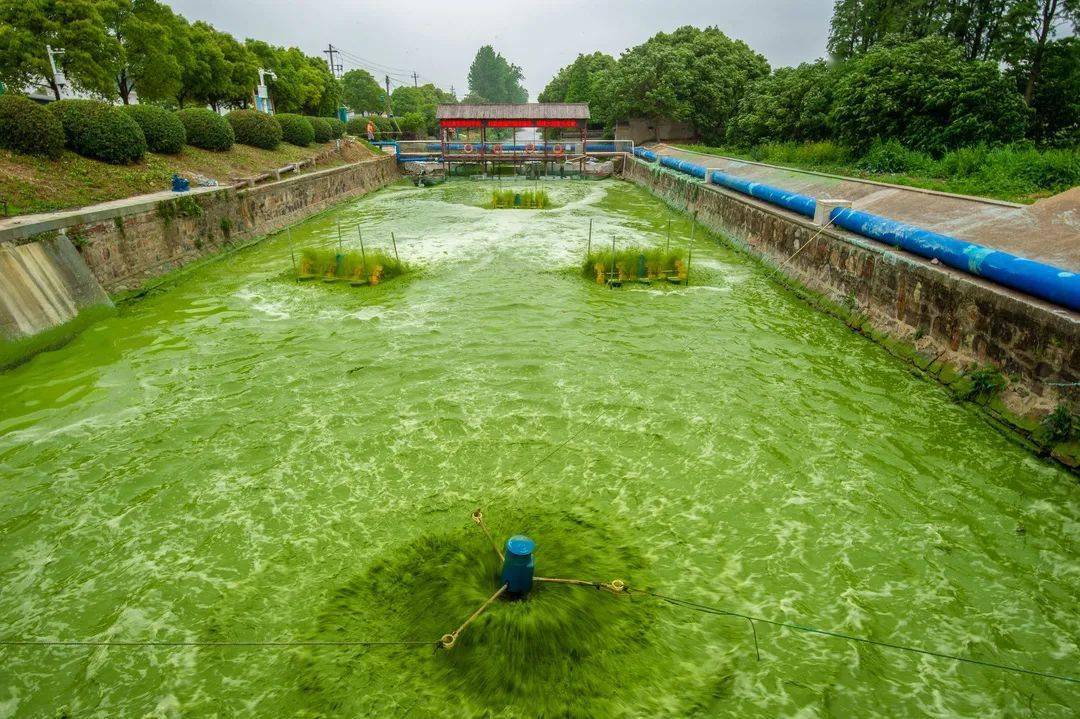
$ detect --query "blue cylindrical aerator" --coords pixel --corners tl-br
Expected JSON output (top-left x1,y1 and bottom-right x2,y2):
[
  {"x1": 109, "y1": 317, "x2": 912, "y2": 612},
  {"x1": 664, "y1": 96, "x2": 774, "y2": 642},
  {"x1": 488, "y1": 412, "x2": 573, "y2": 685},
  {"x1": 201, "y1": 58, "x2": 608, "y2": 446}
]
[{"x1": 500, "y1": 535, "x2": 535, "y2": 595}]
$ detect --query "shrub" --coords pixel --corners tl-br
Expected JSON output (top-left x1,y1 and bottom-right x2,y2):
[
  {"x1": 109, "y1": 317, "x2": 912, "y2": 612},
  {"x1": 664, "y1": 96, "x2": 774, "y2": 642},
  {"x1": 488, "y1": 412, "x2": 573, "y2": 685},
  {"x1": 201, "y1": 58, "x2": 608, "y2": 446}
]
[
  {"x1": 123, "y1": 104, "x2": 185, "y2": 154},
  {"x1": 0, "y1": 94, "x2": 65, "y2": 158},
  {"x1": 307, "y1": 116, "x2": 332, "y2": 143},
  {"x1": 346, "y1": 116, "x2": 367, "y2": 136},
  {"x1": 227, "y1": 109, "x2": 282, "y2": 150},
  {"x1": 48, "y1": 99, "x2": 146, "y2": 164},
  {"x1": 175, "y1": 108, "x2": 234, "y2": 151},
  {"x1": 857, "y1": 139, "x2": 934, "y2": 175},
  {"x1": 325, "y1": 117, "x2": 346, "y2": 139},
  {"x1": 958, "y1": 365, "x2": 1007, "y2": 401},
  {"x1": 276, "y1": 113, "x2": 314, "y2": 146}
]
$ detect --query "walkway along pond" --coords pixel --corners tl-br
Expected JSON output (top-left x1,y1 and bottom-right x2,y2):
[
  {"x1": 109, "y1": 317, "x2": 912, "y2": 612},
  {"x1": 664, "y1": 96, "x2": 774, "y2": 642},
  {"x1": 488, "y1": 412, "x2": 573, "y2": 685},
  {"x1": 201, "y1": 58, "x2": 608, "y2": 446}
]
[{"x1": 0, "y1": 179, "x2": 1076, "y2": 716}]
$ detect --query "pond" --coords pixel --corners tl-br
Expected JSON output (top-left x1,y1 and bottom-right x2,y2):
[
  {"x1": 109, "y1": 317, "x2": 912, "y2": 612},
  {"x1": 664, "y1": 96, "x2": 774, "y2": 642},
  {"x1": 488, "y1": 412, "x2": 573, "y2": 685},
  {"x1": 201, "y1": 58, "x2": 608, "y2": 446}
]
[{"x1": 0, "y1": 179, "x2": 1076, "y2": 717}]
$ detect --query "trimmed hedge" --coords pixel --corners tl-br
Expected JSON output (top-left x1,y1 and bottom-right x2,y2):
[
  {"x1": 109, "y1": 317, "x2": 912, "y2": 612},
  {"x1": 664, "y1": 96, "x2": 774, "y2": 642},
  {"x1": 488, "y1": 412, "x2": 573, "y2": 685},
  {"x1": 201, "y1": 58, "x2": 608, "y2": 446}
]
[
  {"x1": 123, "y1": 104, "x2": 186, "y2": 154},
  {"x1": 0, "y1": 94, "x2": 65, "y2": 158},
  {"x1": 307, "y1": 116, "x2": 332, "y2": 143},
  {"x1": 276, "y1": 113, "x2": 314, "y2": 146},
  {"x1": 227, "y1": 109, "x2": 282, "y2": 150},
  {"x1": 346, "y1": 116, "x2": 367, "y2": 136},
  {"x1": 175, "y1": 108, "x2": 234, "y2": 151},
  {"x1": 49, "y1": 99, "x2": 146, "y2": 164},
  {"x1": 325, "y1": 117, "x2": 345, "y2": 139}
]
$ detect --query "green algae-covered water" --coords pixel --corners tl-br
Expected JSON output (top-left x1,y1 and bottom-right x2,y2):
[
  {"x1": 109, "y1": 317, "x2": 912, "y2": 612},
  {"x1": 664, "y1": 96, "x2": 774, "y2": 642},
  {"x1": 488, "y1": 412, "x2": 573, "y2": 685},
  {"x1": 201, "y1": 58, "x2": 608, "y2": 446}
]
[{"x1": 0, "y1": 179, "x2": 1077, "y2": 717}]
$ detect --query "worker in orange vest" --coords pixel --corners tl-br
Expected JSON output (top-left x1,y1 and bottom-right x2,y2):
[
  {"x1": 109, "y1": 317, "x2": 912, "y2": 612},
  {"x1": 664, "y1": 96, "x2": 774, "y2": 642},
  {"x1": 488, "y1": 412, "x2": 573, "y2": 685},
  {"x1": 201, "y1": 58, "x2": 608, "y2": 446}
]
[{"x1": 366, "y1": 119, "x2": 375, "y2": 141}]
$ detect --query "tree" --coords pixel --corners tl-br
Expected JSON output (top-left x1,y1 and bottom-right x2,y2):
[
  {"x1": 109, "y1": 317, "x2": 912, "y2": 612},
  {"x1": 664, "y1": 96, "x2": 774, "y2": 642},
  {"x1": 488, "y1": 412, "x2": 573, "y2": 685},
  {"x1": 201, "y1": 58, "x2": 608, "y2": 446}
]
[
  {"x1": 244, "y1": 40, "x2": 338, "y2": 115},
  {"x1": 177, "y1": 20, "x2": 226, "y2": 108},
  {"x1": 726, "y1": 61, "x2": 837, "y2": 146},
  {"x1": 831, "y1": 36, "x2": 1028, "y2": 154},
  {"x1": 466, "y1": 45, "x2": 527, "y2": 103},
  {"x1": 538, "y1": 52, "x2": 616, "y2": 125},
  {"x1": 101, "y1": 0, "x2": 192, "y2": 104},
  {"x1": 341, "y1": 68, "x2": 385, "y2": 113},
  {"x1": 391, "y1": 82, "x2": 455, "y2": 135},
  {"x1": 1017, "y1": 36, "x2": 1080, "y2": 144},
  {"x1": 605, "y1": 26, "x2": 769, "y2": 143},
  {"x1": 0, "y1": 0, "x2": 120, "y2": 100}
]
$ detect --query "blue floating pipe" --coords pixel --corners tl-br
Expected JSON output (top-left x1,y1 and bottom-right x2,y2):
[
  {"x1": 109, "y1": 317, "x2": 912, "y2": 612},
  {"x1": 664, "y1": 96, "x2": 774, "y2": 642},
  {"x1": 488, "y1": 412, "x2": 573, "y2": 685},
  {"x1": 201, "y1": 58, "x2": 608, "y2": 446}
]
[
  {"x1": 831, "y1": 208, "x2": 1080, "y2": 311},
  {"x1": 709, "y1": 171, "x2": 817, "y2": 219},
  {"x1": 634, "y1": 147, "x2": 657, "y2": 162},
  {"x1": 585, "y1": 142, "x2": 617, "y2": 153},
  {"x1": 660, "y1": 155, "x2": 707, "y2": 179}
]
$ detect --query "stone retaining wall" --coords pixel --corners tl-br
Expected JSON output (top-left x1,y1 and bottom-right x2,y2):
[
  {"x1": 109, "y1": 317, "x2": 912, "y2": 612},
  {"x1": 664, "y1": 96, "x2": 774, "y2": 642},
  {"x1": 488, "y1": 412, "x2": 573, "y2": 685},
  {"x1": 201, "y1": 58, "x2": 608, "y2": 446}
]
[
  {"x1": 624, "y1": 158, "x2": 1079, "y2": 463},
  {"x1": 4, "y1": 154, "x2": 398, "y2": 294}
]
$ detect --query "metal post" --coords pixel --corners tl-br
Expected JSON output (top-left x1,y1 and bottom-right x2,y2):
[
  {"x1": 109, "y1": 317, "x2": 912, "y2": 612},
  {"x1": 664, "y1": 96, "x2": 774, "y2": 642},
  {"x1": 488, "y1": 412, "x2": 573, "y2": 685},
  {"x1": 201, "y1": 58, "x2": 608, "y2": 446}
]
[
  {"x1": 609, "y1": 235, "x2": 617, "y2": 284},
  {"x1": 686, "y1": 212, "x2": 697, "y2": 287},
  {"x1": 288, "y1": 227, "x2": 297, "y2": 281},
  {"x1": 358, "y1": 226, "x2": 367, "y2": 277},
  {"x1": 391, "y1": 231, "x2": 400, "y2": 264}
]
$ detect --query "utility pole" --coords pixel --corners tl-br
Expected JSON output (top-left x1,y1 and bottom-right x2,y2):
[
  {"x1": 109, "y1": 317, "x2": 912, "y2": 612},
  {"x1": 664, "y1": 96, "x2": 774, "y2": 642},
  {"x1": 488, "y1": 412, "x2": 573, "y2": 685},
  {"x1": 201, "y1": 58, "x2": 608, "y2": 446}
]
[
  {"x1": 323, "y1": 44, "x2": 342, "y2": 79},
  {"x1": 412, "y1": 71, "x2": 419, "y2": 88},
  {"x1": 45, "y1": 45, "x2": 67, "y2": 100}
]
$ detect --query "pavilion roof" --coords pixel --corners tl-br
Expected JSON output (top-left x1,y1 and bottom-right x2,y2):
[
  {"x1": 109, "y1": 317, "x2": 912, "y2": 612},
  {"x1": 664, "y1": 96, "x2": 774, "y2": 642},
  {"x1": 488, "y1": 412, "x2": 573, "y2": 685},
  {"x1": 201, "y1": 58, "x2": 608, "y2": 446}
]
[{"x1": 436, "y1": 103, "x2": 590, "y2": 120}]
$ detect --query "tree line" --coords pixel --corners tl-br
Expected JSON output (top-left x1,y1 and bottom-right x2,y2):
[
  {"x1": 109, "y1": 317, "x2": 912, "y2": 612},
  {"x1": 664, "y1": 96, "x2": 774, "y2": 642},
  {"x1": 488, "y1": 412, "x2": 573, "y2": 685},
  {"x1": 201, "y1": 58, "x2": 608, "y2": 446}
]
[
  {"x1": 540, "y1": 2, "x2": 1078, "y2": 149},
  {"x1": 0, "y1": 0, "x2": 340, "y2": 115}
]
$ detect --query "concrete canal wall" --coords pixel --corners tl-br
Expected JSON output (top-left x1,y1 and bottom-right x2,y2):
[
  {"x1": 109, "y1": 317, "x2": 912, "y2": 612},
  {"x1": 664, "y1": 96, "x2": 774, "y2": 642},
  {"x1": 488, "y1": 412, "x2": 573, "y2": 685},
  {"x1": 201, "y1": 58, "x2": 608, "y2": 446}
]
[
  {"x1": 623, "y1": 158, "x2": 1080, "y2": 465},
  {"x1": 0, "y1": 154, "x2": 398, "y2": 364}
]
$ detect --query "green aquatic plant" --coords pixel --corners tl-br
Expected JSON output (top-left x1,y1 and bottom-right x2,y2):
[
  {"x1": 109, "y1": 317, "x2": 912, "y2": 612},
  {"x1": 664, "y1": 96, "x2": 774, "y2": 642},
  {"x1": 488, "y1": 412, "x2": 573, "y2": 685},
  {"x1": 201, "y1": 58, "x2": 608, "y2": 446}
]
[
  {"x1": 959, "y1": 365, "x2": 1007, "y2": 401},
  {"x1": 581, "y1": 246, "x2": 687, "y2": 284},
  {"x1": 491, "y1": 188, "x2": 550, "y2": 209},
  {"x1": 298, "y1": 247, "x2": 407, "y2": 284},
  {"x1": 1040, "y1": 405, "x2": 1075, "y2": 444}
]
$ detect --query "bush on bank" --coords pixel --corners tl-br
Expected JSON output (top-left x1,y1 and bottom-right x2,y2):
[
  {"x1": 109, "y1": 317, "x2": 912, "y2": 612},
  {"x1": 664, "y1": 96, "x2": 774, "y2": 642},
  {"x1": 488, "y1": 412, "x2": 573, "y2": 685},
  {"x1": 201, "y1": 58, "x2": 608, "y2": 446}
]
[
  {"x1": 276, "y1": 113, "x2": 315, "y2": 147},
  {"x1": 325, "y1": 117, "x2": 346, "y2": 139},
  {"x1": 0, "y1": 94, "x2": 66, "y2": 158},
  {"x1": 49, "y1": 99, "x2": 147, "y2": 164},
  {"x1": 123, "y1": 105, "x2": 186, "y2": 154},
  {"x1": 227, "y1": 109, "x2": 282, "y2": 150},
  {"x1": 307, "y1": 116, "x2": 333, "y2": 143},
  {"x1": 175, "y1": 108, "x2": 235, "y2": 152}
]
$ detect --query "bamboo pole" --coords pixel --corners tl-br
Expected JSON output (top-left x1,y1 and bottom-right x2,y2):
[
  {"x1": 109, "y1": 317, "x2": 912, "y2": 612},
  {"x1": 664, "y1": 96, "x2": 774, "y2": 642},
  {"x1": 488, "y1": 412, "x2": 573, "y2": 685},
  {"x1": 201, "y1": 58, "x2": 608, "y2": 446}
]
[
  {"x1": 288, "y1": 227, "x2": 297, "y2": 281},
  {"x1": 586, "y1": 218, "x2": 592, "y2": 256},
  {"x1": 686, "y1": 212, "x2": 697, "y2": 287},
  {"x1": 391, "y1": 232, "x2": 400, "y2": 264},
  {"x1": 358, "y1": 226, "x2": 367, "y2": 277}
]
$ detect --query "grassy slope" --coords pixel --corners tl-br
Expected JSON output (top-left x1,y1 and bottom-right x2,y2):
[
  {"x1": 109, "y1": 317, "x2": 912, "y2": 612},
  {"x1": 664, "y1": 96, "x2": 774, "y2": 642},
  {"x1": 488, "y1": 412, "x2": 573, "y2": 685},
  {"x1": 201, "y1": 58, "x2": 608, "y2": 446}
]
[
  {"x1": 675, "y1": 143, "x2": 1063, "y2": 204},
  {"x1": 0, "y1": 138, "x2": 378, "y2": 217}
]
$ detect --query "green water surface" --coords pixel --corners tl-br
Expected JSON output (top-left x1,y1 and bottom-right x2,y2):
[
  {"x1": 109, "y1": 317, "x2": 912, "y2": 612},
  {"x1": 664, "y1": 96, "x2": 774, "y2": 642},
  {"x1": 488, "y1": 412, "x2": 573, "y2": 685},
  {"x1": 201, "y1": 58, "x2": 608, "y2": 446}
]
[{"x1": 0, "y1": 179, "x2": 1076, "y2": 717}]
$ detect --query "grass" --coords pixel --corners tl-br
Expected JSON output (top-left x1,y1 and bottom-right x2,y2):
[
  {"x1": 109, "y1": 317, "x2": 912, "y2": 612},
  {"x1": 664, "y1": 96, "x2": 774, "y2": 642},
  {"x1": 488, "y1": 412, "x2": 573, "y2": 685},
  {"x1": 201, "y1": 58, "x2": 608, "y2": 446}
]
[
  {"x1": 676, "y1": 141, "x2": 1080, "y2": 204},
  {"x1": 582, "y1": 246, "x2": 687, "y2": 284},
  {"x1": 491, "y1": 188, "x2": 550, "y2": 209},
  {"x1": 0, "y1": 138, "x2": 378, "y2": 217},
  {"x1": 297, "y1": 247, "x2": 407, "y2": 284}
]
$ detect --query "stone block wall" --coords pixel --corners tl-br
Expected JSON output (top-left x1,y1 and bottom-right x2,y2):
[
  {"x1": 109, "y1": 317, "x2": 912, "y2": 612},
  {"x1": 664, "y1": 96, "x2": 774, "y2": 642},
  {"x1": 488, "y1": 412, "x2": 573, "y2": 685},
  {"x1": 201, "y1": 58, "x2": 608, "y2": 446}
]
[
  {"x1": 42, "y1": 155, "x2": 397, "y2": 293},
  {"x1": 623, "y1": 159, "x2": 1080, "y2": 426}
]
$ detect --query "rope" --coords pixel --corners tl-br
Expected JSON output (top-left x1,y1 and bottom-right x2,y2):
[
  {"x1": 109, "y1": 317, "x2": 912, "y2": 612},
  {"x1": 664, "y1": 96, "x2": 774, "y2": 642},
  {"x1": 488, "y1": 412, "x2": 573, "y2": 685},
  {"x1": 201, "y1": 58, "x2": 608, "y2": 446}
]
[
  {"x1": 768, "y1": 216, "x2": 836, "y2": 279},
  {"x1": 0, "y1": 639, "x2": 432, "y2": 648},
  {"x1": 628, "y1": 587, "x2": 1079, "y2": 684},
  {"x1": 440, "y1": 584, "x2": 507, "y2": 650},
  {"x1": 472, "y1": 509, "x2": 504, "y2": 561}
]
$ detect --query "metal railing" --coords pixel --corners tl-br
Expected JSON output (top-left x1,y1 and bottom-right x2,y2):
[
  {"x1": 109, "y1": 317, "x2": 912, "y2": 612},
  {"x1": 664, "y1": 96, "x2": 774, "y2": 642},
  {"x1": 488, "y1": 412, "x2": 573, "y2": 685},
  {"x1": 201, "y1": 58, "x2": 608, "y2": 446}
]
[{"x1": 394, "y1": 139, "x2": 634, "y2": 161}]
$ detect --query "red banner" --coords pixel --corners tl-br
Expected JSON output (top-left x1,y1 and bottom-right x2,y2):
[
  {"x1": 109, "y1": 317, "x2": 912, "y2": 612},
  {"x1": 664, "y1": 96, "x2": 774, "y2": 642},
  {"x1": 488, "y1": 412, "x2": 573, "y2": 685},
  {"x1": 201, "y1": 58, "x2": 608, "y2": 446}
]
[{"x1": 443, "y1": 118, "x2": 582, "y2": 129}]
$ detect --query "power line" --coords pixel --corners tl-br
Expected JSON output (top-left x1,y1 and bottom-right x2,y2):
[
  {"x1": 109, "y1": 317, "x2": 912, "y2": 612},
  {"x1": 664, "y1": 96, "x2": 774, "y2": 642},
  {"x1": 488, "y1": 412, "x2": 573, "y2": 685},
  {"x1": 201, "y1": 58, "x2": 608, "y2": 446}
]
[{"x1": 628, "y1": 587, "x2": 1080, "y2": 685}]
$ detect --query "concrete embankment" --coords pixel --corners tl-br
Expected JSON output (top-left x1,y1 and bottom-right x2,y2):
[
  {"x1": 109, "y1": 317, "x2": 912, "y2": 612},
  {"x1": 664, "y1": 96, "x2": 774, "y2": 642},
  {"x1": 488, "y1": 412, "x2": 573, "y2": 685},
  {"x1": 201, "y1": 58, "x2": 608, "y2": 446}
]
[
  {"x1": 624, "y1": 157, "x2": 1079, "y2": 467},
  {"x1": 0, "y1": 153, "x2": 399, "y2": 366}
]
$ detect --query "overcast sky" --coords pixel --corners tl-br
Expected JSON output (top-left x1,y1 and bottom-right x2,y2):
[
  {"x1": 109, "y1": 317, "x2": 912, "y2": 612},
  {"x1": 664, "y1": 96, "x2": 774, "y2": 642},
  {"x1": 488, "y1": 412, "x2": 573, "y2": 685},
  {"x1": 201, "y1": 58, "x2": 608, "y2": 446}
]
[{"x1": 167, "y1": 0, "x2": 835, "y2": 99}]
